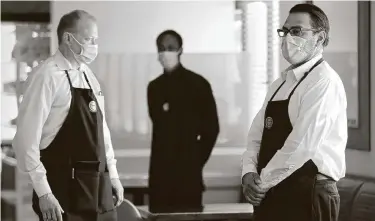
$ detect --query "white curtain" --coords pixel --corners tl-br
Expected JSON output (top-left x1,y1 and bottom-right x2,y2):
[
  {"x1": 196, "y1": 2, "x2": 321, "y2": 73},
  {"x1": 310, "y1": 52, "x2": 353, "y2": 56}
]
[{"x1": 90, "y1": 53, "x2": 252, "y2": 149}]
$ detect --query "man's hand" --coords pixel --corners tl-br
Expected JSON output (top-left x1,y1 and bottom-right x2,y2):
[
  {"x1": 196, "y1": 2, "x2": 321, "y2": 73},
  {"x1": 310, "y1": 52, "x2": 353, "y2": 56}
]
[
  {"x1": 111, "y1": 178, "x2": 124, "y2": 207},
  {"x1": 242, "y1": 172, "x2": 267, "y2": 206},
  {"x1": 39, "y1": 193, "x2": 64, "y2": 221}
]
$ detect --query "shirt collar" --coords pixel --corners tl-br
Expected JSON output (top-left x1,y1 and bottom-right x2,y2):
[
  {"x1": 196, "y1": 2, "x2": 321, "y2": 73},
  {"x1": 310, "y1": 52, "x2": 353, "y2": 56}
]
[
  {"x1": 163, "y1": 63, "x2": 184, "y2": 75},
  {"x1": 282, "y1": 53, "x2": 323, "y2": 81},
  {"x1": 53, "y1": 49, "x2": 85, "y2": 71}
]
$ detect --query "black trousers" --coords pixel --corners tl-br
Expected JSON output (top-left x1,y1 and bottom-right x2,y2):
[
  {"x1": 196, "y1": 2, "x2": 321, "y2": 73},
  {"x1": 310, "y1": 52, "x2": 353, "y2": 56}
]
[
  {"x1": 250, "y1": 178, "x2": 340, "y2": 221},
  {"x1": 313, "y1": 179, "x2": 340, "y2": 221}
]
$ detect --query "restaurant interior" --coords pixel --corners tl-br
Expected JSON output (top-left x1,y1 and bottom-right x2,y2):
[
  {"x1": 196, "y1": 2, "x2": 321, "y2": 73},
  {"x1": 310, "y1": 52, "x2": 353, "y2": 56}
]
[{"x1": 1, "y1": 1, "x2": 375, "y2": 220}]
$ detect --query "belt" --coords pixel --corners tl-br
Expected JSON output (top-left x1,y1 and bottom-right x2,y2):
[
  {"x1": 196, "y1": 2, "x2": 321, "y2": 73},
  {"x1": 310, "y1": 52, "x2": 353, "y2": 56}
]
[{"x1": 316, "y1": 173, "x2": 335, "y2": 181}]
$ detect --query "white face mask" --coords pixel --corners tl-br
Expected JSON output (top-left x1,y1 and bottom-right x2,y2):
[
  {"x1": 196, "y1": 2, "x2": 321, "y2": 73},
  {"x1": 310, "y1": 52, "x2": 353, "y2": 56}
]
[
  {"x1": 68, "y1": 33, "x2": 98, "y2": 64},
  {"x1": 281, "y1": 34, "x2": 320, "y2": 65},
  {"x1": 158, "y1": 51, "x2": 180, "y2": 71}
]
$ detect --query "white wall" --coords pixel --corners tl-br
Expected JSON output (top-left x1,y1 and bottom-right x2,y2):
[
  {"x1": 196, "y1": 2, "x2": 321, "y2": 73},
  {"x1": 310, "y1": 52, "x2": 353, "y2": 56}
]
[
  {"x1": 315, "y1": 1, "x2": 357, "y2": 53},
  {"x1": 51, "y1": 1, "x2": 237, "y2": 53}
]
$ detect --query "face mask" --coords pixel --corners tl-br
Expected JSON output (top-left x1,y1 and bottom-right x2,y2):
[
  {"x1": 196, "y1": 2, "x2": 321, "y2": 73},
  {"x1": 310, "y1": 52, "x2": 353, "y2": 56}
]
[
  {"x1": 68, "y1": 33, "x2": 98, "y2": 64},
  {"x1": 158, "y1": 51, "x2": 180, "y2": 70},
  {"x1": 281, "y1": 34, "x2": 320, "y2": 65}
]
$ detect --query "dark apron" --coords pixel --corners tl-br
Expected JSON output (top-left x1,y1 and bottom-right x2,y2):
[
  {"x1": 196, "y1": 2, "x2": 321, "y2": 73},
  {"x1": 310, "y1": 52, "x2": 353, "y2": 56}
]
[
  {"x1": 32, "y1": 71, "x2": 117, "y2": 221},
  {"x1": 254, "y1": 58, "x2": 324, "y2": 221}
]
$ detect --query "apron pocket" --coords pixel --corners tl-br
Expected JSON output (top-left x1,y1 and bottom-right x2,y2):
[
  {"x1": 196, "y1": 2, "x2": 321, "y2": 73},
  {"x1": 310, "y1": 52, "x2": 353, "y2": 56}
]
[
  {"x1": 98, "y1": 172, "x2": 115, "y2": 213},
  {"x1": 70, "y1": 170, "x2": 100, "y2": 212}
]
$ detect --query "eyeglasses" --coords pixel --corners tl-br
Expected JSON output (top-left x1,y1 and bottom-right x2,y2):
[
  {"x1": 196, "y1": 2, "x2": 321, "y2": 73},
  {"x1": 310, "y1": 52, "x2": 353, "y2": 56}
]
[{"x1": 277, "y1": 27, "x2": 320, "y2": 37}]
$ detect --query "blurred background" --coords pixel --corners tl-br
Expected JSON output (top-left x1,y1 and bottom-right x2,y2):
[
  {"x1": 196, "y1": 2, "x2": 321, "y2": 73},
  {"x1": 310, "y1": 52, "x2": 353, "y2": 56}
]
[{"x1": 1, "y1": 1, "x2": 374, "y2": 221}]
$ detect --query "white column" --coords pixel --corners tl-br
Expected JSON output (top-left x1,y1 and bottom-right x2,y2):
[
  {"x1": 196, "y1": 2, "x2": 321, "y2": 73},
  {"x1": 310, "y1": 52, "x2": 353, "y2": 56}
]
[
  {"x1": 245, "y1": 2, "x2": 268, "y2": 126},
  {"x1": 267, "y1": 0, "x2": 280, "y2": 84}
]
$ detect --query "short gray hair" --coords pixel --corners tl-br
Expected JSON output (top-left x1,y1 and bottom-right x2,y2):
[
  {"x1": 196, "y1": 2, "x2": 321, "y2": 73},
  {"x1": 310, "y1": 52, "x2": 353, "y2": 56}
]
[{"x1": 56, "y1": 10, "x2": 96, "y2": 45}]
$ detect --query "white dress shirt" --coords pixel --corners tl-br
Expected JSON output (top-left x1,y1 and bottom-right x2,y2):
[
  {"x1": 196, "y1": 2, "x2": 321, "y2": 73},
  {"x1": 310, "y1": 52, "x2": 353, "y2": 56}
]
[
  {"x1": 13, "y1": 50, "x2": 119, "y2": 197},
  {"x1": 242, "y1": 54, "x2": 348, "y2": 190}
]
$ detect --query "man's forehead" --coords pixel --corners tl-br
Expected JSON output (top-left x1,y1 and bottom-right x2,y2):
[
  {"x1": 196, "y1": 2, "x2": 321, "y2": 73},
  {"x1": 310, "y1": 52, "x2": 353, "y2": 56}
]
[
  {"x1": 159, "y1": 34, "x2": 179, "y2": 46},
  {"x1": 283, "y1": 12, "x2": 312, "y2": 28},
  {"x1": 75, "y1": 18, "x2": 98, "y2": 38}
]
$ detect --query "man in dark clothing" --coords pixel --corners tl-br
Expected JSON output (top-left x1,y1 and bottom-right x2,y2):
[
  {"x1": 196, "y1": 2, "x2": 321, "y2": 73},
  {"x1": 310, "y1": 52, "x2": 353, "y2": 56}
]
[{"x1": 147, "y1": 30, "x2": 220, "y2": 213}]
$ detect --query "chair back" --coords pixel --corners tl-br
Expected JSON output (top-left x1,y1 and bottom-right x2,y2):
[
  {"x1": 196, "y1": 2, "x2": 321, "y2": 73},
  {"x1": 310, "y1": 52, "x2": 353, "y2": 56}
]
[{"x1": 117, "y1": 199, "x2": 142, "y2": 221}]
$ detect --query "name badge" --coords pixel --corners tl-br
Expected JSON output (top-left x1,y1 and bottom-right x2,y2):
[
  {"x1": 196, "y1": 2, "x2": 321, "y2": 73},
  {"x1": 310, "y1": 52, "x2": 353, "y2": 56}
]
[
  {"x1": 89, "y1": 100, "x2": 97, "y2": 113},
  {"x1": 265, "y1": 117, "x2": 273, "y2": 129}
]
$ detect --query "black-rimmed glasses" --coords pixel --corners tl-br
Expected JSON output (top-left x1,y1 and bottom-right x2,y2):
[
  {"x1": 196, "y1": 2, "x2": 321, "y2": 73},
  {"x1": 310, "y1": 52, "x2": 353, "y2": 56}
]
[{"x1": 277, "y1": 27, "x2": 319, "y2": 37}]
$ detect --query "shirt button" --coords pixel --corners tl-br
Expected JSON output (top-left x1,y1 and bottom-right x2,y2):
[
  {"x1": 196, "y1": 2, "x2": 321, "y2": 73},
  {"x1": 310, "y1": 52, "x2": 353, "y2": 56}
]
[
  {"x1": 197, "y1": 135, "x2": 201, "y2": 140},
  {"x1": 163, "y1": 102, "x2": 169, "y2": 111}
]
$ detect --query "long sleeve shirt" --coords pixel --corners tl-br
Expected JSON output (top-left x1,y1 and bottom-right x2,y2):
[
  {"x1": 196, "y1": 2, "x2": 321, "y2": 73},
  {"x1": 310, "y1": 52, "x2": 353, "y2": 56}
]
[
  {"x1": 147, "y1": 64, "x2": 219, "y2": 191},
  {"x1": 12, "y1": 50, "x2": 119, "y2": 197},
  {"x1": 242, "y1": 54, "x2": 348, "y2": 190}
]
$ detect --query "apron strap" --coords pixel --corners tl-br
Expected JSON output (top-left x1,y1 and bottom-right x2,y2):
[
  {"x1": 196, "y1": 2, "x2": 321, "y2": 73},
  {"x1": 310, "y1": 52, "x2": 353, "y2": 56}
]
[
  {"x1": 64, "y1": 70, "x2": 73, "y2": 92},
  {"x1": 269, "y1": 81, "x2": 286, "y2": 102},
  {"x1": 82, "y1": 71, "x2": 107, "y2": 172},
  {"x1": 64, "y1": 70, "x2": 74, "y2": 169},
  {"x1": 287, "y1": 58, "x2": 324, "y2": 100},
  {"x1": 82, "y1": 71, "x2": 93, "y2": 90}
]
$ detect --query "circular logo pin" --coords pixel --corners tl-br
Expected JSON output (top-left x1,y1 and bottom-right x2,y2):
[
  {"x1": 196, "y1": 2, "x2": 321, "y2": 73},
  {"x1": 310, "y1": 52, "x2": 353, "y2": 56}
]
[
  {"x1": 265, "y1": 117, "x2": 273, "y2": 129},
  {"x1": 197, "y1": 135, "x2": 201, "y2": 141},
  {"x1": 89, "y1": 100, "x2": 97, "y2": 112},
  {"x1": 163, "y1": 102, "x2": 169, "y2": 112}
]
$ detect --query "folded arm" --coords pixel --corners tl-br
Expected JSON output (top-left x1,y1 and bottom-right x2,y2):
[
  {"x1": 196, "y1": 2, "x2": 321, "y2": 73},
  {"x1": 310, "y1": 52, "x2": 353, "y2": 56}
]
[
  {"x1": 241, "y1": 109, "x2": 265, "y2": 180},
  {"x1": 241, "y1": 81, "x2": 277, "y2": 181}
]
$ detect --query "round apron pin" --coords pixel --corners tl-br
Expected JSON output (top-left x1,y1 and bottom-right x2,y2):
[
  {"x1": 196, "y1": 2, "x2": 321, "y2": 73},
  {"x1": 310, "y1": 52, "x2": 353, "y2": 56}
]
[
  {"x1": 163, "y1": 102, "x2": 169, "y2": 112},
  {"x1": 89, "y1": 100, "x2": 97, "y2": 113},
  {"x1": 265, "y1": 117, "x2": 273, "y2": 129}
]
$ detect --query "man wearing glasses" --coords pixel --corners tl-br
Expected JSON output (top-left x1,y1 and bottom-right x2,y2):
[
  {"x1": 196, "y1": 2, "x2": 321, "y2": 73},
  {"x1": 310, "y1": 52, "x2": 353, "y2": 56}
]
[
  {"x1": 242, "y1": 3, "x2": 347, "y2": 221},
  {"x1": 13, "y1": 10, "x2": 123, "y2": 221}
]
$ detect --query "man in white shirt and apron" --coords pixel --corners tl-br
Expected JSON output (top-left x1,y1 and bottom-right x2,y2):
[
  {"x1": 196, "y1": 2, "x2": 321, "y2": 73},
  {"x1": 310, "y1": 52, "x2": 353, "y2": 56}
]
[
  {"x1": 242, "y1": 3, "x2": 347, "y2": 221},
  {"x1": 13, "y1": 10, "x2": 124, "y2": 221}
]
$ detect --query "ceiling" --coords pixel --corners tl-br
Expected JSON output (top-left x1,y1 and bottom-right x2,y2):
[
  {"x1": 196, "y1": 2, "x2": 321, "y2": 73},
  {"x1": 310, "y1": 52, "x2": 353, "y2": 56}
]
[
  {"x1": 1, "y1": 1, "x2": 50, "y2": 14},
  {"x1": 1, "y1": 1, "x2": 50, "y2": 22}
]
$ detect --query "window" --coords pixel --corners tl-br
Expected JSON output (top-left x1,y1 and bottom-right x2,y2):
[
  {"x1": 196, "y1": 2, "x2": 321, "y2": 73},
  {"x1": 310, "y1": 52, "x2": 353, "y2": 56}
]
[
  {"x1": 89, "y1": 2, "x2": 260, "y2": 149},
  {"x1": 1, "y1": 22, "x2": 51, "y2": 143},
  {"x1": 313, "y1": 1, "x2": 371, "y2": 151}
]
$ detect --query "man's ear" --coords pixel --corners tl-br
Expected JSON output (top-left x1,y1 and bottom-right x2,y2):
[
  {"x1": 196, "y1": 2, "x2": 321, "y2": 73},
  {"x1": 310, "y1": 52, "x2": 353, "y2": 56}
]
[
  {"x1": 317, "y1": 31, "x2": 326, "y2": 46},
  {"x1": 63, "y1": 32, "x2": 71, "y2": 45},
  {"x1": 178, "y1": 47, "x2": 183, "y2": 56}
]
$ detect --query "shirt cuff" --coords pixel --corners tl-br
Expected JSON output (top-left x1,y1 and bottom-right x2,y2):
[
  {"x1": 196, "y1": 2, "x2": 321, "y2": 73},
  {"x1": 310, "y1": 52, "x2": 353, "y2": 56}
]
[
  {"x1": 32, "y1": 176, "x2": 52, "y2": 197},
  {"x1": 108, "y1": 164, "x2": 119, "y2": 179},
  {"x1": 241, "y1": 165, "x2": 258, "y2": 182}
]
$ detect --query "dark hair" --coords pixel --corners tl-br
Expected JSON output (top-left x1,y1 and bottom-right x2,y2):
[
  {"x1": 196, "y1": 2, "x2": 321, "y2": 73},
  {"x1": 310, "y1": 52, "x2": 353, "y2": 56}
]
[
  {"x1": 290, "y1": 3, "x2": 330, "y2": 46},
  {"x1": 156, "y1": 30, "x2": 183, "y2": 48},
  {"x1": 57, "y1": 10, "x2": 96, "y2": 45}
]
